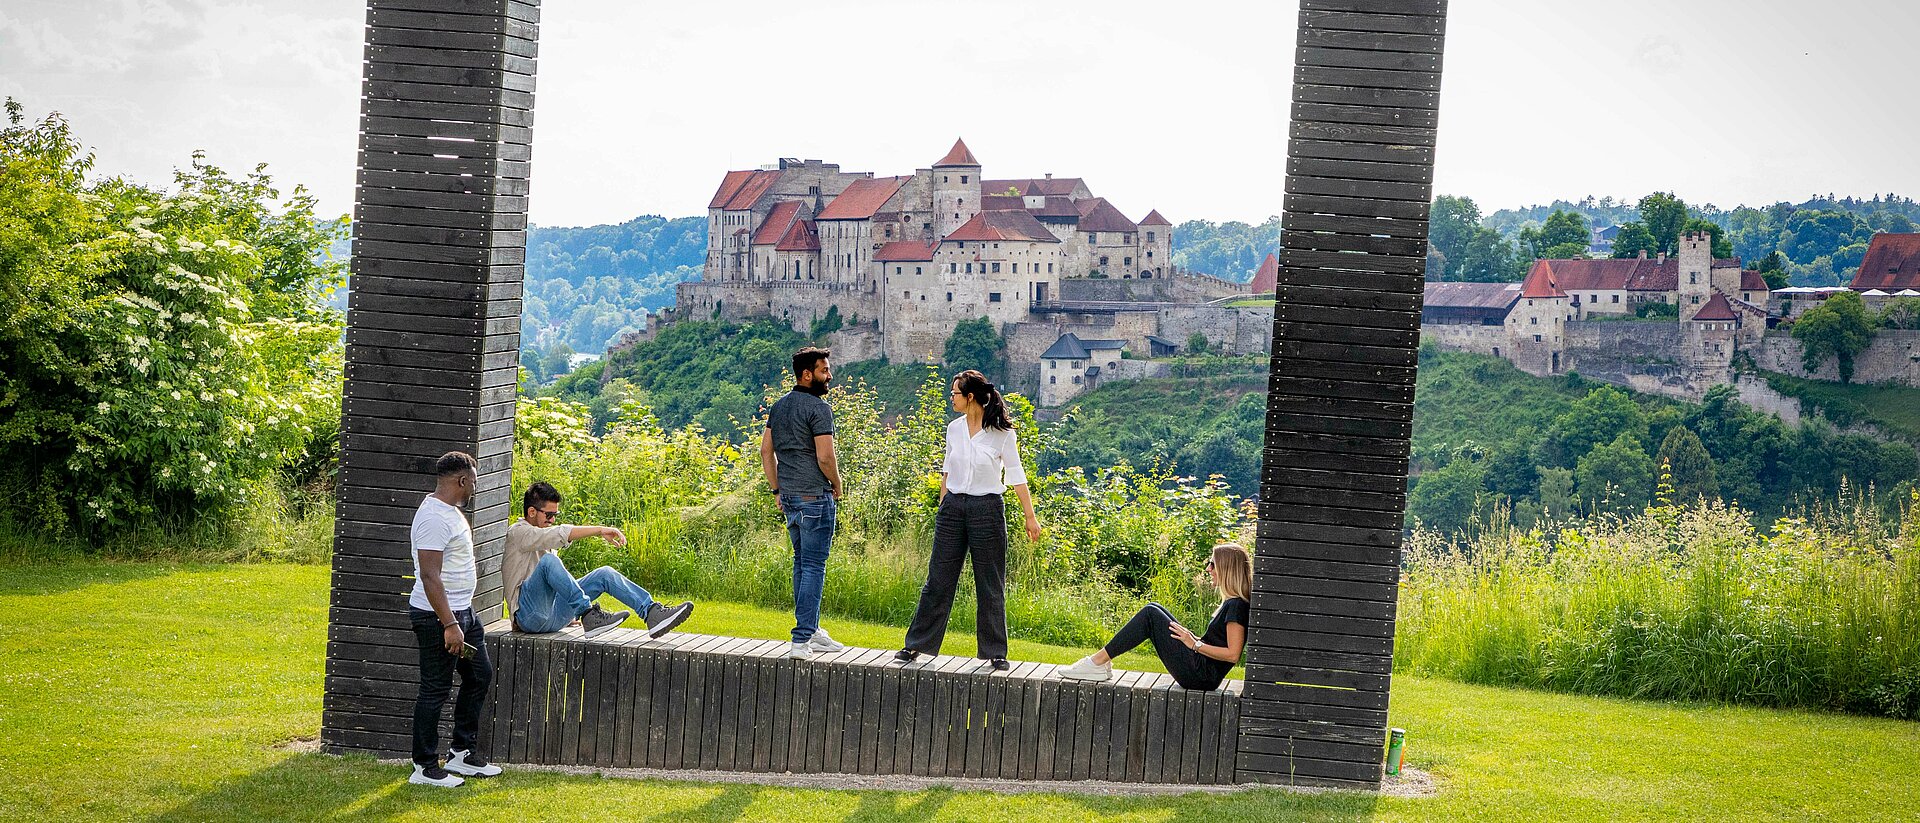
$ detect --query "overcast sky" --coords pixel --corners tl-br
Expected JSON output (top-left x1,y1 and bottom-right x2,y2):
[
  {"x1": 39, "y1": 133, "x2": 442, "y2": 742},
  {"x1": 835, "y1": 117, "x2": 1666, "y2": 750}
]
[{"x1": 5, "y1": 0, "x2": 1916, "y2": 228}]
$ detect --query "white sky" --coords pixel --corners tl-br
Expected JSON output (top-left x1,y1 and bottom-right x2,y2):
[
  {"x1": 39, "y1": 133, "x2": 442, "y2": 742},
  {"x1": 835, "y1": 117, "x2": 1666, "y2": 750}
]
[{"x1": 5, "y1": 0, "x2": 1916, "y2": 228}]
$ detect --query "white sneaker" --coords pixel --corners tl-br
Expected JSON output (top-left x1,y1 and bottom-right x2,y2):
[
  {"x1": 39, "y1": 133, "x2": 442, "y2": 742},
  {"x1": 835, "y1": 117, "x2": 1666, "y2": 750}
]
[
  {"x1": 806, "y1": 628, "x2": 847, "y2": 653},
  {"x1": 409, "y1": 763, "x2": 465, "y2": 788},
  {"x1": 445, "y1": 749, "x2": 502, "y2": 777},
  {"x1": 1059, "y1": 655, "x2": 1113, "y2": 682},
  {"x1": 788, "y1": 641, "x2": 815, "y2": 660}
]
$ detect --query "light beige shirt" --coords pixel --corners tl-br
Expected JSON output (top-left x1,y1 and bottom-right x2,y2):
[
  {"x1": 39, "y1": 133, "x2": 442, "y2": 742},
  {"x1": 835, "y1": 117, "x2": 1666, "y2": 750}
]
[{"x1": 504, "y1": 518, "x2": 572, "y2": 612}]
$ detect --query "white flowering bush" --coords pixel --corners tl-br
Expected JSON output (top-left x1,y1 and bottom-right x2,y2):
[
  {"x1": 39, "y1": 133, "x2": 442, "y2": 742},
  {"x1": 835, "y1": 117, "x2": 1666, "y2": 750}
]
[{"x1": 0, "y1": 100, "x2": 345, "y2": 533}]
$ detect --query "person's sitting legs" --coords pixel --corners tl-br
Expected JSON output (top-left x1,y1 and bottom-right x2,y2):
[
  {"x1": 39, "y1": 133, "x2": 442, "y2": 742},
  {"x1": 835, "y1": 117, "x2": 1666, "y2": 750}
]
[{"x1": 514, "y1": 553, "x2": 692, "y2": 638}]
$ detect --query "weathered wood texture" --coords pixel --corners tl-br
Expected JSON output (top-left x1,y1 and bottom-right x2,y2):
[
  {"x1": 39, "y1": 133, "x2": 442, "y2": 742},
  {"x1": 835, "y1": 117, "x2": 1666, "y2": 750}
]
[
  {"x1": 347, "y1": 625, "x2": 1241, "y2": 785},
  {"x1": 322, "y1": 0, "x2": 538, "y2": 757},
  {"x1": 1242, "y1": 0, "x2": 1448, "y2": 791}
]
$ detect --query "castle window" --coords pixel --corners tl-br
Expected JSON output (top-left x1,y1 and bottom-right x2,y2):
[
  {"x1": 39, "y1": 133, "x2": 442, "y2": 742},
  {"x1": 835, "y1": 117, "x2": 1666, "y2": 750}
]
[
  {"x1": 1048, "y1": 263, "x2": 1054, "y2": 273},
  {"x1": 1534, "y1": 335, "x2": 1542, "y2": 342},
  {"x1": 1088, "y1": 233, "x2": 1098, "y2": 244},
  {"x1": 990, "y1": 293, "x2": 1002, "y2": 302},
  {"x1": 1147, "y1": 231, "x2": 1156, "y2": 243},
  {"x1": 991, "y1": 263, "x2": 1001, "y2": 273},
  {"x1": 966, "y1": 263, "x2": 973, "y2": 274},
  {"x1": 1100, "y1": 256, "x2": 1110, "y2": 266},
  {"x1": 947, "y1": 292, "x2": 953, "y2": 302},
  {"x1": 1072, "y1": 375, "x2": 1082, "y2": 384},
  {"x1": 950, "y1": 263, "x2": 957, "y2": 273},
  {"x1": 1689, "y1": 273, "x2": 1698, "y2": 284},
  {"x1": 1691, "y1": 296, "x2": 1700, "y2": 304},
  {"x1": 1125, "y1": 234, "x2": 1132, "y2": 244},
  {"x1": 1124, "y1": 257, "x2": 1132, "y2": 266},
  {"x1": 896, "y1": 267, "x2": 902, "y2": 275},
  {"x1": 1530, "y1": 317, "x2": 1538, "y2": 325},
  {"x1": 916, "y1": 266, "x2": 923, "y2": 275},
  {"x1": 1050, "y1": 376, "x2": 1057, "y2": 384},
  {"x1": 904, "y1": 291, "x2": 910, "y2": 299},
  {"x1": 1050, "y1": 360, "x2": 1056, "y2": 369},
  {"x1": 1612, "y1": 295, "x2": 1620, "y2": 303},
  {"x1": 943, "y1": 176, "x2": 949, "y2": 183},
  {"x1": 1147, "y1": 251, "x2": 1153, "y2": 259},
  {"x1": 961, "y1": 175, "x2": 969, "y2": 184},
  {"x1": 1071, "y1": 361, "x2": 1082, "y2": 369}
]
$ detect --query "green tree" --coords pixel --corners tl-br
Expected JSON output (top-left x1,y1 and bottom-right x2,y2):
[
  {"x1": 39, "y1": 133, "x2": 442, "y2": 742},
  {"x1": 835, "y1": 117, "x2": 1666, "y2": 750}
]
[
  {"x1": 1878, "y1": 296, "x2": 1920, "y2": 330},
  {"x1": 1536, "y1": 466, "x2": 1575, "y2": 519},
  {"x1": 810, "y1": 304, "x2": 844, "y2": 339},
  {"x1": 1655, "y1": 426, "x2": 1719, "y2": 502},
  {"x1": 1638, "y1": 192, "x2": 1690, "y2": 254},
  {"x1": 1611, "y1": 222, "x2": 1658, "y2": 259},
  {"x1": 1792, "y1": 290, "x2": 1875, "y2": 382},
  {"x1": 1756, "y1": 251, "x2": 1789, "y2": 290},
  {"x1": 1409, "y1": 457, "x2": 1485, "y2": 532},
  {"x1": 1186, "y1": 332, "x2": 1209, "y2": 355},
  {"x1": 0, "y1": 100, "x2": 346, "y2": 533},
  {"x1": 943, "y1": 317, "x2": 1006, "y2": 380},
  {"x1": 1575, "y1": 432, "x2": 1656, "y2": 513},
  {"x1": 1522, "y1": 209, "x2": 1590, "y2": 258},
  {"x1": 1539, "y1": 386, "x2": 1648, "y2": 467}
]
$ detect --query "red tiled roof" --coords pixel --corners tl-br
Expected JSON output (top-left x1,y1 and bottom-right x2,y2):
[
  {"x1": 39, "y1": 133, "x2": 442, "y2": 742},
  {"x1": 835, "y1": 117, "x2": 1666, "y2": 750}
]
[
  {"x1": 1693, "y1": 291, "x2": 1738, "y2": 321},
  {"x1": 1520, "y1": 260, "x2": 1568, "y2": 298},
  {"x1": 980, "y1": 195, "x2": 1026, "y2": 211},
  {"x1": 1076, "y1": 197, "x2": 1138, "y2": 233},
  {"x1": 935, "y1": 138, "x2": 980, "y2": 167},
  {"x1": 1424, "y1": 281, "x2": 1523, "y2": 311},
  {"x1": 874, "y1": 240, "x2": 939, "y2": 262},
  {"x1": 1740, "y1": 269, "x2": 1770, "y2": 291},
  {"x1": 750, "y1": 200, "x2": 803, "y2": 245},
  {"x1": 818, "y1": 176, "x2": 908, "y2": 220},
  {"x1": 775, "y1": 219, "x2": 819, "y2": 252},
  {"x1": 944, "y1": 210, "x2": 1061, "y2": 243},
  {"x1": 1250, "y1": 253, "x2": 1279, "y2": 294},
  {"x1": 719, "y1": 169, "x2": 780, "y2": 211},
  {"x1": 708, "y1": 170, "x2": 755, "y2": 209},
  {"x1": 1850, "y1": 233, "x2": 1920, "y2": 291},
  {"x1": 1141, "y1": 209, "x2": 1172, "y2": 226},
  {"x1": 981, "y1": 178, "x2": 1084, "y2": 197},
  {"x1": 1518, "y1": 255, "x2": 1750, "y2": 292}
]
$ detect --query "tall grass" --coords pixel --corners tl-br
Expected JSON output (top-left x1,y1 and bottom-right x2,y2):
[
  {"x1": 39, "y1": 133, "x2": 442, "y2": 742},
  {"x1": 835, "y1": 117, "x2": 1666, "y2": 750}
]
[
  {"x1": 0, "y1": 477, "x2": 333, "y2": 563},
  {"x1": 1395, "y1": 489, "x2": 1920, "y2": 719}
]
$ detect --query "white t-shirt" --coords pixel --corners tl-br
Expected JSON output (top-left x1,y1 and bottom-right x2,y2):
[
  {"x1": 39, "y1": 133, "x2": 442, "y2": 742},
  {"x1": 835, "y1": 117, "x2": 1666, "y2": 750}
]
[
  {"x1": 409, "y1": 494, "x2": 477, "y2": 612},
  {"x1": 941, "y1": 417, "x2": 1028, "y2": 496}
]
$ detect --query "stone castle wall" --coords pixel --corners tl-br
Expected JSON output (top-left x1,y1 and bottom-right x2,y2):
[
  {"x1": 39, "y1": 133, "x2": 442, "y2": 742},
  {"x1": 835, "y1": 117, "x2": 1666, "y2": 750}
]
[
  {"x1": 1056, "y1": 273, "x2": 1246, "y2": 304},
  {"x1": 1421, "y1": 323, "x2": 1506, "y2": 357},
  {"x1": 1155, "y1": 306, "x2": 1274, "y2": 356},
  {"x1": 1751, "y1": 330, "x2": 1920, "y2": 387}
]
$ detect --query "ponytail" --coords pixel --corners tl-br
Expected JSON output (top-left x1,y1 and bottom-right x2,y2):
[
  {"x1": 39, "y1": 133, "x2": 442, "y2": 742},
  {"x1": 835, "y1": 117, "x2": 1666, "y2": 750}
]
[{"x1": 954, "y1": 369, "x2": 1013, "y2": 431}]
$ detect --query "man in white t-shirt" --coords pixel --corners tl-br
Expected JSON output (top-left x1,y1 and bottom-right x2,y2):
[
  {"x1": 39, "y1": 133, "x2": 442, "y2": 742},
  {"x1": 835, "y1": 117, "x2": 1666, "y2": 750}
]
[
  {"x1": 504, "y1": 481, "x2": 693, "y2": 639},
  {"x1": 406, "y1": 452, "x2": 501, "y2": 788}
]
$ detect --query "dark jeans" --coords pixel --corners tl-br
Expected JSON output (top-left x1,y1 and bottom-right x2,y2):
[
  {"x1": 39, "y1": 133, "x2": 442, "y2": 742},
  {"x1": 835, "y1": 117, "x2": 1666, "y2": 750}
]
[
  {"x1": 1104, "y1": 603, "x2": 1224, "y2": 691},
  {"x1": 903, "y1": 492, "x2": 1009, "y2": 659},
  {"x1": 409, "y1": 607, "x2": 493, "y2": 766},
  {"x1": 781, "y1": 493, "x2": 836, "y2": 643}
]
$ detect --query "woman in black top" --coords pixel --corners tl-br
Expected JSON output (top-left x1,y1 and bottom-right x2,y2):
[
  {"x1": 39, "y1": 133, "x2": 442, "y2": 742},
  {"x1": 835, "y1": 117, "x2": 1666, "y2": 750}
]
[{"x1": 1059, "y1": 543, "x2": 1252, "y2": 690}]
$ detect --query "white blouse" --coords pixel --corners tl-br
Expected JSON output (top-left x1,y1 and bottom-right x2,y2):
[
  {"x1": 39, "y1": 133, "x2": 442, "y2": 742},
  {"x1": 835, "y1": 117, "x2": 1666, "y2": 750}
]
[{"x1": 941, "y1": 417, "x2": 1029, "y2": 496}]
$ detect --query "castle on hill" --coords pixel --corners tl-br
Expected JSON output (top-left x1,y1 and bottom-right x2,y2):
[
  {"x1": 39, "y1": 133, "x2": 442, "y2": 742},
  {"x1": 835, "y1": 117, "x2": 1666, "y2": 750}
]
[{"x1": 658, "y1": 139, "x2": 1257, "y2": 404}]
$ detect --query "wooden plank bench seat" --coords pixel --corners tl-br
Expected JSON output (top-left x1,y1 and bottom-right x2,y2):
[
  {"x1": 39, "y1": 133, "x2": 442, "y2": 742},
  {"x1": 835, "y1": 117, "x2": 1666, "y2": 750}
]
[{"x1": 481, "y1": 622, "x2": 1243, "y2": 785}]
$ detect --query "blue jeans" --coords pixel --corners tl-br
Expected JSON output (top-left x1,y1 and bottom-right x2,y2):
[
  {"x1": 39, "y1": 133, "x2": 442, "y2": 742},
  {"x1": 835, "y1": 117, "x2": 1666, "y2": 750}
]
[
  {"x1": 781, "y1": 493, "x2": 836, "y2": 642},
  {"x1": 514, "y1": 553, "x2": 656, "y2": 633}
]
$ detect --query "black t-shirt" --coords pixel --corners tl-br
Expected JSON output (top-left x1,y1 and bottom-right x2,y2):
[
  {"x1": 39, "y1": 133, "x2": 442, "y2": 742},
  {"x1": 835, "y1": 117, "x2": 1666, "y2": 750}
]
[
  {"x1": 767, "y1": 390, "x2": 835, "y2": 495},
  {"x1": 1198, "y1": 597, "x2": 1250, "y2": 681}
]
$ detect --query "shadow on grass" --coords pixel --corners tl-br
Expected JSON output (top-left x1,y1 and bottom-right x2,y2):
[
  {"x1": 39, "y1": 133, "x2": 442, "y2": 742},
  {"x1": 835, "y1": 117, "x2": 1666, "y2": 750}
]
[{"x1": 148, "y1": 753, "x2": 1377, "y2": 823}]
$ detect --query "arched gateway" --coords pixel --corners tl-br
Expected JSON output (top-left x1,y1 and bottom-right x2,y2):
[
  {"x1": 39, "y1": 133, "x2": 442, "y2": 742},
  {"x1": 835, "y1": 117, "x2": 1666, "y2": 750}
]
[{"x1": 324, "y1": 0, "x2": 1447, "y2": 790}]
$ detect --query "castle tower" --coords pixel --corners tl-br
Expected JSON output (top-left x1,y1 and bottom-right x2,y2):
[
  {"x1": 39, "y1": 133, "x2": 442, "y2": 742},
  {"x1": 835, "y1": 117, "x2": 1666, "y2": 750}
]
[
  {"x1": 1677, "y1": 231, "x2": 1713, "y2": 321},
  {"x1": 1140, "y1": 209, "x2": 1173, "y2": 277},
  {"x1": 932, "y1": 138, "x2": 982, "y2": 239}
]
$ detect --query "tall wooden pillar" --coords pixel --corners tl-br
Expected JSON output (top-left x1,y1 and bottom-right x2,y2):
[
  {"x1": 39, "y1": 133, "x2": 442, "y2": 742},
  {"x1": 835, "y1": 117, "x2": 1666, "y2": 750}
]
[
  {"x1": 322, "y1": 0, "x2": 539, "y2": 757},
  {"x1": 1238, "y1": 0, "x2": 1448, "y2": 789}
]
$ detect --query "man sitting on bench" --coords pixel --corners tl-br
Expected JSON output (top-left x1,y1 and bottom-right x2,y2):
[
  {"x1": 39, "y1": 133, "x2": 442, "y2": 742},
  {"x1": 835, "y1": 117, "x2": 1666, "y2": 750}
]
[{"x1": 504, "y1": 481, "x2": 693, "y2": 639}]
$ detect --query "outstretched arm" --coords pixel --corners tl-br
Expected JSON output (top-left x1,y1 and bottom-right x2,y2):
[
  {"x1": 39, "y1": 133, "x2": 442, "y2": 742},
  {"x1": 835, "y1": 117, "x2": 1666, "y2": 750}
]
[{"x1": 564, "y1": 525, "x2": 626, "y2": 546}]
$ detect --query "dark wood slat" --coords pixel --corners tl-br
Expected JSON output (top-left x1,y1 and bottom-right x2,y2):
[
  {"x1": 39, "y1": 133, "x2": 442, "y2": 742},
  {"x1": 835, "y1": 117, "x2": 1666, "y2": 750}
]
[
  {"x1": 1272, "y1": 301, "x2": 1423, "y2": 332},
  {"x1": 1292, "y1": 64, "x2": 1441, "y2": 92},
  {"x1": 362, "y1": 61, "x2": 537, "y2": 94},
  {"x1": 1274, "y1": 318, "x2": 1421, "y2": 348},
  {"x1": 1293, "y1": 100, "x2": 1439, "y2": 130},
  {"x1": 1285, "y1": 173, "x2": 1433, "y2": 204},
  {"x1": 1297, "y1": 27, "x2": 1444, "y2": 55},
  {"x1": 1035, "y1": 674, "x2": 1061, "y2": 781},
  {"x1": 1295, "y1": 83, "x2": 1440, "y2": 112},
  {"x1": 1245, "y1": 662, "x2": 1393, "y2": 693},
  {"x1": 1302, "y1": 0, "x2": 1447, "y2": 17},
  {"x1": 369, "y1": 0, "x2": 541, "y2": 25},
  {"x1": 365, "y1": 26, "x2": 536, "y2": 59},
  {"x1": 367, "y1": 8, "x2": 538, "y2": 39},
  {"x1": 1280, "y1": 209, "x2": 1430, "y2": 240}
]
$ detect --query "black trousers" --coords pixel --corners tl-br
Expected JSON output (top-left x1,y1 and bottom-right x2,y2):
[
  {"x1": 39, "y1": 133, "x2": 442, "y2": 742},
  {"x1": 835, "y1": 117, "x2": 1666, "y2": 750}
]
[
  {"x1": 409, "y1": 606, "x2": 493, "y2": 766},
  {"x1": 1103, "y1": 603, "x2": 1224, "y2": 691},
  {"x1": 903, "y1": 492, "x2": 1009, "y2": 659}
]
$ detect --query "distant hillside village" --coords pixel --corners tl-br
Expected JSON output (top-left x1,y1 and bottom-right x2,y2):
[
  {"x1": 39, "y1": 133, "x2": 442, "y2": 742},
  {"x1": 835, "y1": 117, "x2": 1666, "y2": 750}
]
[{"x1": 618, "y1": 141, "x2": 1920, "y2": 407}]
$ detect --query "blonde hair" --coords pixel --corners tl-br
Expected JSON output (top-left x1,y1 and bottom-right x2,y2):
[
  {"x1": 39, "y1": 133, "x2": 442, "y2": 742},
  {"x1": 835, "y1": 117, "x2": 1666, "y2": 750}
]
[{"x1": 1205, "y1": 542, "x2": 1253, "y2": 601}]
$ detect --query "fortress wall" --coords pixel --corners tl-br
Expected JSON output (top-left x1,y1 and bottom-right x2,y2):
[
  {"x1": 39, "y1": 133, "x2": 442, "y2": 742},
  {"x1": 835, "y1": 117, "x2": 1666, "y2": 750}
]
[
  {"x1": 1752, "y1": 330, "x2": 1920, "y2": 387},
  {"x1": 1421, "y1": 323, "x2": 1505, "y2": 357},
  {"x1": 1154, "y1": 306, "x2": 1273, "y2": 356}
]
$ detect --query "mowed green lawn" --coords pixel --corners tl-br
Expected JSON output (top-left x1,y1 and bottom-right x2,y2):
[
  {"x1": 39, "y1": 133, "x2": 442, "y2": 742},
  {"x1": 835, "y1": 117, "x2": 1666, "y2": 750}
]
[{"x1": 1, "y1": 562, "x2": 1915, "y2": 822}]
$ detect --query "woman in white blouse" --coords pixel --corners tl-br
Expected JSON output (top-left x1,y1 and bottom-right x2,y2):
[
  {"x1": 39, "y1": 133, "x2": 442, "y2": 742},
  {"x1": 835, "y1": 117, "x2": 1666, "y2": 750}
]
[{"x1": 894, "y1": 370, "x2": 1042, "y2": 671}]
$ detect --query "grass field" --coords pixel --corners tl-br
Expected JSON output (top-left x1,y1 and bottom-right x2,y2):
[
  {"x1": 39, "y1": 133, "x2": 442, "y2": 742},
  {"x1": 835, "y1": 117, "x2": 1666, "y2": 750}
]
[
  {"x1": 1759, "y1": 369, "x2": 1920, "y2": 441},
  {"x1": 2, "y1": 561, "x2": 1916, "y2": 822}
]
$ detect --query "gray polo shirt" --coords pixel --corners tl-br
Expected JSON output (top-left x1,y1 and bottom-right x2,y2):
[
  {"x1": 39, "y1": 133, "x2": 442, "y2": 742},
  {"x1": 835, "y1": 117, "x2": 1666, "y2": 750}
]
[{"x1": 767, "y1": 389, "x2": 835, "y2": 495}]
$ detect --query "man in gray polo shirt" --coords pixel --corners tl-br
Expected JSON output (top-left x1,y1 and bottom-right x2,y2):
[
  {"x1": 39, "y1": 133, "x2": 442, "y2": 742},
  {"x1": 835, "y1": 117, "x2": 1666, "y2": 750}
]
[{"x1": 759, "y1": 346, "x2": 848, "y2": 659}]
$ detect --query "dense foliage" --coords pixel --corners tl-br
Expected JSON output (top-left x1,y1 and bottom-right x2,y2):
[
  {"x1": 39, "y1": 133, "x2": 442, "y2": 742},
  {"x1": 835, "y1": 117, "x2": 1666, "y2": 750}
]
[
  {"x1": 0, "y1": 101, "x2": 343, "y2": 534},
  {"x1": 1398, "y1": 495, "x2": 1920, "y2": 720},
  {"x1": 1406, "y1": 348, "x2": 1917, "y2": 534},
  {"x1": 567, "y1": 318, "x2": 806, "y2": 436},
  {"x1": 519, "y1": 214, "x2": 706, "y2": 354},
  {"x1": 1168, "y1": 216, "x2": 1280, "y2": 282}
]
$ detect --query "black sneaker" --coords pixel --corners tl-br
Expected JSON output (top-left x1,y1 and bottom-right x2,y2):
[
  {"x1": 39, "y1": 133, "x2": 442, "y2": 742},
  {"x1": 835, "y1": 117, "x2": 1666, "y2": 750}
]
[
  {"x1": 643, "y1": 601, "x2": 694, "y2": 638},
  {"x1": 987, "y1": 657, "x2": 1011, "y2": 672},
  {"x1": 445, "y1": 748, "x2": 501, "y2": 777},
  {"x1": 580, "y1": 604, "x2": 630, "y2": 639},
  {"x1": 893, "y1": 649, "x2": 920, "y2": 664}
]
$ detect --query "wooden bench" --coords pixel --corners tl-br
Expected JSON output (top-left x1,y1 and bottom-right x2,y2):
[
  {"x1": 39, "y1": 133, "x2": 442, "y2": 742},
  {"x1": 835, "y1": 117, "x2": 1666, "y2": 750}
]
[{"x1": 484, "y1": 623, "x2": 1244, "y2": 784}]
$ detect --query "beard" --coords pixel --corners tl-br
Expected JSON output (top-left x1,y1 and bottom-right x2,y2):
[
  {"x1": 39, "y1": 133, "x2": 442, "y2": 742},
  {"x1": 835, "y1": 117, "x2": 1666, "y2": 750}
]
[{"x1": 798, "y1": 378, "x2": 830, "y2": 396}]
